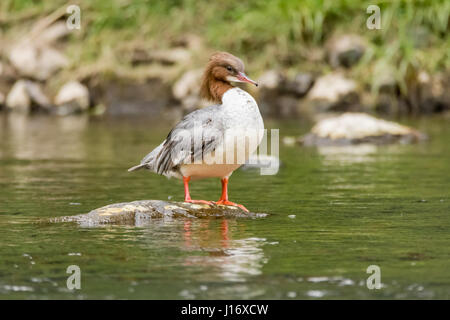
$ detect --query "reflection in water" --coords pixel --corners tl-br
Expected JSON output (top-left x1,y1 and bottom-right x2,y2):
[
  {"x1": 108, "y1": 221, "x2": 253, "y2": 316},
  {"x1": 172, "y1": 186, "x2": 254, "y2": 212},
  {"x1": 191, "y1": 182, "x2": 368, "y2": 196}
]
[
  {"x1": 135, "y1": 218, "x2": 267, "y2": 285},
  {"x1": 182, "y1": 219, "x2": 267, "y2": 283},
  {"x1": 317, "y1": 144, "x2": 377, "y2": 164},
  {"x1": 1, "y1": 113, "x2": 89, "y2": 160}
]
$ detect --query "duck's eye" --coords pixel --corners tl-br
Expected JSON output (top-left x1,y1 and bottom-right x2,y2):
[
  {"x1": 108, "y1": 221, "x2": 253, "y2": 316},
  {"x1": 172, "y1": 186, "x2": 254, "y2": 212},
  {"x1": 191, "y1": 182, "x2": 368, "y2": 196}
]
[{"x1": 226, "y1": 65, "x2": 233, "y2": 72}]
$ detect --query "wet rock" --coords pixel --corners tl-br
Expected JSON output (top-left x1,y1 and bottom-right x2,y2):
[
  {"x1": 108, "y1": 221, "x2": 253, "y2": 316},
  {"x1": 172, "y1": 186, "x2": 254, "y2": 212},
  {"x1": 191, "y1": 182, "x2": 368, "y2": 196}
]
[
  {"x1": 301, "y1": 112, "x2": 426, "y2": 146},
  {"x1": 51, "y1": 200, "x2": 267, "y2": 226},
  {"x1": 6, "y1": 80, "x2": 31, "y2": 113},
  {"x1": 280, "y1": 73, "x2": 314, "y2": 97},
  {"x1": 9, "y1": 43, "x2": 68, "y2": 80},
  {"x1": 326, "y1": 34, "x2": 366, "y2": 68},
  {"x1": 305, "y1": 73, "x2": 359, "y2": 112},
  {"x1": 54, "y1": 81, "x2": 90, "y2": 115}
]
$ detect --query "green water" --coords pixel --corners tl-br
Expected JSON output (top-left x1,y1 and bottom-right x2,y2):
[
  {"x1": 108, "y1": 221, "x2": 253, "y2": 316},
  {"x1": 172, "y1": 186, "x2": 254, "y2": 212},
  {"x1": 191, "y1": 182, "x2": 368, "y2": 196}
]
[{"x1": 0, "y1": 113, "x2": 449, "y2": 299}]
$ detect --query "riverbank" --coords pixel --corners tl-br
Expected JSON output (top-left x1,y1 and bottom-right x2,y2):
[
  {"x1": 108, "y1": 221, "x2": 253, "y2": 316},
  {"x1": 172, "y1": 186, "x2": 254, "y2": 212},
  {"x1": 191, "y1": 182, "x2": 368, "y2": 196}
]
[{"x1": 0, "y1": 1, "x2": 448, "y2": 119}]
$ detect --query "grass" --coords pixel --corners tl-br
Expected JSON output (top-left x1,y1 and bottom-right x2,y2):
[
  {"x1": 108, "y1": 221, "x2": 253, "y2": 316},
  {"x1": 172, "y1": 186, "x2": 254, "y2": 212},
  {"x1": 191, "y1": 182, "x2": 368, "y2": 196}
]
[{"x1": 1, "y1": 0, "x2": 449, "y2": 92}]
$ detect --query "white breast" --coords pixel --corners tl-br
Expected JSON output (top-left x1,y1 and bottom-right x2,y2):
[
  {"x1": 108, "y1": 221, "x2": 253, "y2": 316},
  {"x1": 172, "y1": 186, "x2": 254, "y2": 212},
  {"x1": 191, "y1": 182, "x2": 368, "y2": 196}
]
[{"x1": 180, "y1": 87, "x2": 264, "y2": 179}]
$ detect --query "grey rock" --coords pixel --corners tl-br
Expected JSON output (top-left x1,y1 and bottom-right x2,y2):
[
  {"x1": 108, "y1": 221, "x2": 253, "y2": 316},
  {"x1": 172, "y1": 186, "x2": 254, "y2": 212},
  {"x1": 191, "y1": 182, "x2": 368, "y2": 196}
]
[
  {"x1": 172, "y1": 69, "x2": 203, "y2": 100},
  {"x1": 256, "y1": 70, "x2": 286, "y2": 117},
  {"x1": 25, "y1": 81, "x2": 51, "y2": 109},
  {"x1": 51, "y1": 200, "x2": 267, "y2": 226},
  {"x1": 37, "y1": 21, "x2": 70, "y2": 45},
  {"x1": 9, "y1": 43, "x2": 68, "y2": 80},
  {"x1": 305, "y1": 73, "x2": 359, "y2": 112},
  {"x1": 6, "y1": 80, "x2": 31, "y2": 113},
  {"x1": 54, "y1": 81, "x2": 90, "y2": 114},
  {"x1": 258, "y1": 70, "x2": 284, "y2": 90},
  {"x1": 172, "y1": 69, "x2": 207, "y2": 112},
  {"x1": 6, "y1": 80, "x2": 52, "y2": 112},
  {"x1": 301, "y1": 112, "x2": 426, "y2": 146},
  {"x1": 96, "y1": 79, "x2": 176, "y2": 117},
  {"x1": 281, "y1": 73, "x2": 314, "y2": 97},
  {"x1": 326, "y1": 34, "x2": 366, "y2": 68}
]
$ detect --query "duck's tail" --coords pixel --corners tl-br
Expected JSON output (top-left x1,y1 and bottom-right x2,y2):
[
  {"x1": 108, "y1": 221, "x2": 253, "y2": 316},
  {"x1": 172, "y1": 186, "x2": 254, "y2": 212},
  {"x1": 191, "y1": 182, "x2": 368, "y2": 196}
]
[
  {"x1": 128, "y1": 142, "x2": 164, "y2": 173},
  {"x1": 127, "y1": 164, "x2": 147, "y2": 172}
]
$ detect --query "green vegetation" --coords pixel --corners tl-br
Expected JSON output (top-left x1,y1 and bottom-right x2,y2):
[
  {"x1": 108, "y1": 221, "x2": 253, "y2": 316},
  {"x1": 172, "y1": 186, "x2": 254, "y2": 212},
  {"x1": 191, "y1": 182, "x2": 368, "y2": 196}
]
[{"x1": 1, "y1": 0, "x2": 449, "y2": 90}]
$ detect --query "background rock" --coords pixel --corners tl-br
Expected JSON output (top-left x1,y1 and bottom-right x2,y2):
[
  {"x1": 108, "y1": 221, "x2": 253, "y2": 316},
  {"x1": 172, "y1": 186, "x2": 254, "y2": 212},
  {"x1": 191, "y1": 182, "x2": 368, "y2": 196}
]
[
  {"x1": 55, "y1": 81, "x2": 90, "y2": 114},
  {"x1": 6, "y1": 80, "x2": 51, "y2": 113},
  {"x1": 280, "y1": 73, "x2": 314, "y2": 97},
  {"x1": 6, "y1": 80, "x2": 31, "y2": 113},
  {"x1": 25, "y1": 81, "x2": 51, "y2": 110},
  {"x1": 258, "y1": 70, "x2": 284, "y2": 90},
  {"x1": 301, "y1": 112, "x2": 426, "y2": 146},
  {"x1": 305, "y1": 73, "x2": 359, "y2": 112},
  {"x1": 9, "y1": 43, "x2": 68, "y2": 81},
  {"x1": 90, "y1": 78, "x2": 177, "y2": 117},
  {"x1": 37, "y1": 21, "x2": 70, "y2": 45},
  {"x1": 172, "y1": 69, "x2": 205, "y2": 112},
  {"x1": 326, "y1": 34, "x2": 366, "y2": 68}
]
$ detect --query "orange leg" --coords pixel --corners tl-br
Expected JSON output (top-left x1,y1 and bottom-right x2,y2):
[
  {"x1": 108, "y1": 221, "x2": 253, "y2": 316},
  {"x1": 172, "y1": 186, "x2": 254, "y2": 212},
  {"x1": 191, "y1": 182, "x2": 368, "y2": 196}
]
[
  {"x1": 215, "y1": 178, "x2": 249, "y2": 212},
  {"x1": 183, "y1": 176, "x2": 212, "y2": 205}
]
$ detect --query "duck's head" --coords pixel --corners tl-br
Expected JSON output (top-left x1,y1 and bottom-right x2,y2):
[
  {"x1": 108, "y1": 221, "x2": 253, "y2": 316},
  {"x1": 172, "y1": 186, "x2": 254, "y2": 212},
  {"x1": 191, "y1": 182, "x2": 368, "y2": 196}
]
[{"x1": 201, "y1": 52, "x2": 257, "y2": 103}]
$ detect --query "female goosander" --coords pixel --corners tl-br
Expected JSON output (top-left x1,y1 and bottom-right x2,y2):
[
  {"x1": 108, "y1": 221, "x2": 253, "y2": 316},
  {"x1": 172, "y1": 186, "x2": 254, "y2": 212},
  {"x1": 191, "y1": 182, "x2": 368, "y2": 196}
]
[{"x1": 128, "y1": 52, "x2": 264, "y2": 212}]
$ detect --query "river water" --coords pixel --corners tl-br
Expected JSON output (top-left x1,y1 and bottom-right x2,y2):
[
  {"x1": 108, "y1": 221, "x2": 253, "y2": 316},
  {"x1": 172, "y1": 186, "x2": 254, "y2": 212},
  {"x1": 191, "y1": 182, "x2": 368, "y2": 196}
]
[{"x1": 0, "y1": 113, "x2": 449, "y2": 299}]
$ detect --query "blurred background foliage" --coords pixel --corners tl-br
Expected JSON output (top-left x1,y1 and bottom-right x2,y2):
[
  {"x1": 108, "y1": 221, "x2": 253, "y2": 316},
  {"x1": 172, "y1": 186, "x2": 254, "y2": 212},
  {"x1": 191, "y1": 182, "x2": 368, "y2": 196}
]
[{"x1": 1, "y1": 0, "x2": 449, "y2": 91}]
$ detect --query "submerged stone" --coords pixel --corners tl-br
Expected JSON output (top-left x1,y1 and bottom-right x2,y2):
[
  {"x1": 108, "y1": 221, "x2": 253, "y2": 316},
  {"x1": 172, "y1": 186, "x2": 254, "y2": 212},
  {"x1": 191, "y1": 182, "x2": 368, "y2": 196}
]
[{"x1": 52, "y1": 200, "x2": 267, "y2": 226}]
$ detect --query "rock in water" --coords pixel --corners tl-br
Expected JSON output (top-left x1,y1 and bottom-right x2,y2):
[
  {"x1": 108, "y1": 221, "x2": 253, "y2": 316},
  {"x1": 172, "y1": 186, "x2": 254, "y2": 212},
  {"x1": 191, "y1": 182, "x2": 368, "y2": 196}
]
[
  {"x1": 6, "y1": 80, "x2": 52, "y2": 112},
  {"x1": 52, "y1": 200, "x2": 267, "y2": 226},
  {"x1": 6, "y1": 80, "x2": 31, "y2": 113},
  {"x1": 54, "y1": 81, "x2": 90, "y2": 115},
  {"x1": 301, "y1": 112, "x2": 426, "y2": 146}
]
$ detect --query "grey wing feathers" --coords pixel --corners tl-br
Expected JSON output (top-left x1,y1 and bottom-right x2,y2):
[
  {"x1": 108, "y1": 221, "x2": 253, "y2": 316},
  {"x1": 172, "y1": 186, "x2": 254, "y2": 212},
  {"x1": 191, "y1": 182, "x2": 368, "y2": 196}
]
[
  {"x1": 155, "y1": 105, "x2": 223, "y2": 174},
  {"x1": 129, "y1": 105, "x2": 223, "y2": 175}
]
